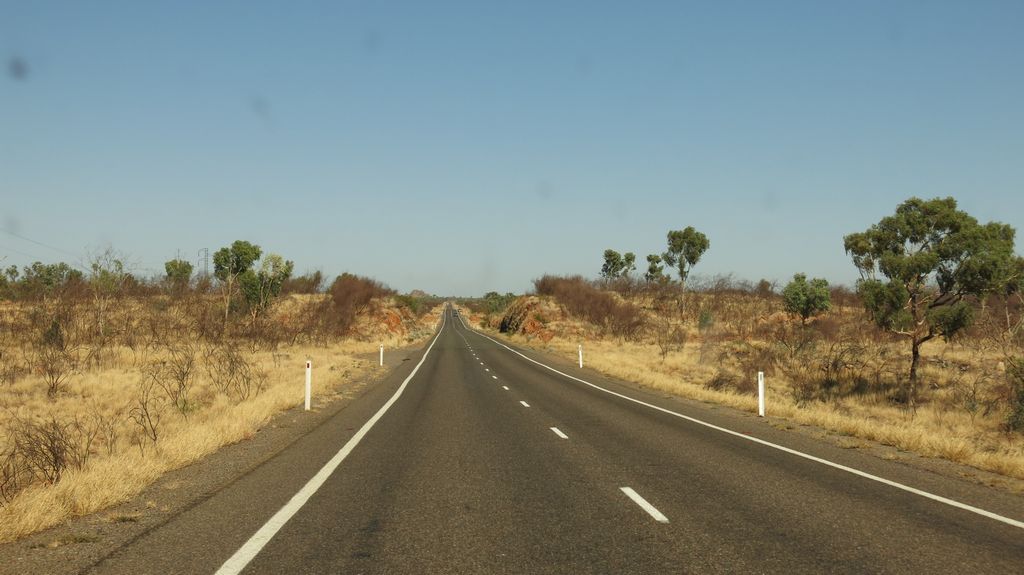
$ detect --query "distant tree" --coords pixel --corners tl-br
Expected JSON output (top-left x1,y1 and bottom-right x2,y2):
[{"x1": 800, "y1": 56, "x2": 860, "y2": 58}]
[
  {"x1": 213, "y1": 240, "x2": 262, "y2": 324},
  {"x1": 87, "y1": 248, "x2": 131, "y2": 336},
  {"x1": 601, "y1": 249, "x2": 624, "y2": 279},
  {"x1": 755, "y1": 279, "x2": 776, "y2": 299},
  {"x1": 844, "y1": 196, "x2": 1018, "y2": 408},
  {"x1": 239, "y1": 253, "x2": 294, "y2": 328},
  {"x1": 164, "y1": 258, "x2": 193, "y2": 295},
  {"x1": 644, "y1": 254, "x2": 666, "y2": 283},
  {"x1": 0, "y1": 265, "x2": 16, "y2": 299},
  {"x1": 18, "y1": 262, "x2": 83, "y2": 301},
  {"x1": 782, "y1": 273, "x2": 831, "y2": 325},
  {"x1": 483, "y1": 291, "x2": 517, "y2": 314},
  {"x1": 282, "y1": 270, "x2": 325, "y2": 294},
  {"x1": 601, "y1": 249, "x2": 636, "y2": 280},
  {"x1": 622, "y1": 252, "x2": 636, "y2": 277},
  {"x1": 661, "y1": 227, "x2": 709, "y2": 288}
]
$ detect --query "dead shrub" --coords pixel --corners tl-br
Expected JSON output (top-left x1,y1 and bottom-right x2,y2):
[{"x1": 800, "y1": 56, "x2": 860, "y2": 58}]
[
  {"x1": 731, "y1": 342, "x2": 780, "y2": 377},
  {"x1": 819, "y1": 339, "x2": 869, "y2": 396},
  {"x1": 949, "y1": 370, "x2": 1000, "y2": 425},
  {"x1": 129, "y1": 378, "x2": 165, "y2": 452},
  {"x1": 1001, "y1": 361, "x2": 1024, "y2": 433},
  {"x1": 91, "y1": 403, "x2": 124, "y2": 457},
  {"x1": 788, "y1": 339, "x2": 870, "y2": 405},
  {"x1": 8, "y1": 415, "x2": 97, "y2": 486},
  {"x1": 0, "y1": 348, "x2": 22, "y2": 386},
  {"x1": 145, "y1": 344, "x2": 198, "y2": 417},
  {"x1": 702, "y1": 369, "x2": 756, "y2": 395},
  {"x1": 29, "y1": 319, "x2": 77, "y2": 398},
  {"x1": 653, "y1": 321, "x2": 688, "y2": 361},
  {"x1": 767, "y1": 323, "x2": 819, "y2": 359},
  {"x1": 203, "y1": 343, "x2": 266, "y2": 401},
  {"x1": 789, "y1": 366, "x2": 820, "y2": 406},
  {"x1": 1, "y1": 445, "x2": 25, "y2": 504}
]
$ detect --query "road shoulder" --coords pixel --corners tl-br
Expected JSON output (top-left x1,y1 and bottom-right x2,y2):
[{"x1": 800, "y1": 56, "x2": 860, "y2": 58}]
[{"x1": 0, "y1": 342, "x2": 427, "y2": 575}]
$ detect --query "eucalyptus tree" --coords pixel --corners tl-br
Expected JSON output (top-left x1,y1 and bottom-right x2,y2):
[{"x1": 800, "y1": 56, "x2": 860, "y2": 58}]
[{"x1": 844, "y1": 197, "x2": 1017, "y2": 408}]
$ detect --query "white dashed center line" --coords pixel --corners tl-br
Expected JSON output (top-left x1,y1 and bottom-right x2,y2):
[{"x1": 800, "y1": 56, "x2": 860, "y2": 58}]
[
  {"x1": 620, "y1": 487, "x2": 669, "y2": 523},
  {"x1": 492, "y1": 375, "x2": 498, "y2": 380},
  {"x1": 550, "y1": 427, "x2": 568, "y2": 439},
  {"x1": 520, "y1": 401, "x2": 530, "y2": 408},
  {"x1": 502, "y1": 386, "x2": 509, "y2": 391}
]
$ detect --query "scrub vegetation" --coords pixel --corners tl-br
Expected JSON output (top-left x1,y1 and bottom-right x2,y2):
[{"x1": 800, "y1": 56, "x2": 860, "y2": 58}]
[
  {"x1": 462, "y1": 198, "x2": 1024, "y2": 483},
  {"x1": 0, "y1": 241, "x2": 441, "y2": 542}
]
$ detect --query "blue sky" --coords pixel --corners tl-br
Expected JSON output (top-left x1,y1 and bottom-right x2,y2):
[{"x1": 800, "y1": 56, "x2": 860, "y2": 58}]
[{"x1": 3, "y1": 1, "x2": 1023, "y2": 295}]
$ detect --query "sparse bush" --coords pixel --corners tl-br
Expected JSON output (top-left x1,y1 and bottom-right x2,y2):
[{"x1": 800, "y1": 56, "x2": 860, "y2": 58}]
[
  {"x1": 789, "y1": 367, "x2": 819, "y2": 406},
  {"x1": 654, "y1": 321, "x2": 688, "y2": 361},
  {"x1": 325, "y1": 273, "x2": 394, "y2": 335},
  {"x1": 0, "y1": 348, "x2": 22, "y2": 386},
  {"x1": 532, "y1": 275, "x2": 644, "y2": 339},
  {"x1": 732, "y1": 342, "x2": 780, "y2": 378},
  {"x1": 829, "y1": 285, "x2": 859, "y2": 309},
  {"x1": 698, "y1": 308, "x2": 714, "y2": 332},
  {"x1": 754, "y1": 279, "x2": 775, "y2": 299},
  {"x1": 703, "y1": 370, "x2": 736, "y2": 392},
  {"x1": 395, "y1": 294, "x2": 426, "y2": 316},
  {"x1": 782, "y1": 273, "x2": 831, "y2": 325},
  {"x1": 482, "y1": 291, "x2": 517, "y2": 315},
  {"x1": 1004, "y1": 361, "x2": 1024, "y2": 432},
  {"x1": 282, "y1": 270, "x2": 324, "y2": 295}
]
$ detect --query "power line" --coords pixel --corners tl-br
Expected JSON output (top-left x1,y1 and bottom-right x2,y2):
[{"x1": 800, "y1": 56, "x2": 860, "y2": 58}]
[
  {"x1": 0, "y1": 243, "x2": 45, "y2": 261},
  {"x1": 0, "y1": 227, "x2": 84, "y2": 260}
]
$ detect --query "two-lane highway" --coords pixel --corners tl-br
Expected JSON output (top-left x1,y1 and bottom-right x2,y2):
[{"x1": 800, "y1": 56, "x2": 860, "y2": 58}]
[{"x1": 89, "y1": 305, "x2": 1023, "y2": 574}]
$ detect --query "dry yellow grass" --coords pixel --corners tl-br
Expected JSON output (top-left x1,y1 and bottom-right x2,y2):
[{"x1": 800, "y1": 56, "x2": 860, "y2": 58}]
[
  {"x1": 465, "y1": 310, "x2": 1024, "y2": 482},
  {"x1": 0, "y1": 300, "x2": 443, "y2": 543}
]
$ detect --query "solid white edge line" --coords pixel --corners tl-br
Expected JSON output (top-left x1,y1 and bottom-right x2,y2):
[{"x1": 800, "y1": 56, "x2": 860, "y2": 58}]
[
  {"x1": 454, "y1": 314, "x2": 1024, "y2": 531},
  {"x1": 551, "y1": 427, "x2": 569, "y2": 439},
  {"x1": 215, "y1": 313, "x2": 449, "y2": 575},
  {"x1": 520, "y1": 400, "x2": 530, "y2": 407},
  {"x1": 621, "y1": 487, "x2": 669, "y2": 523}
]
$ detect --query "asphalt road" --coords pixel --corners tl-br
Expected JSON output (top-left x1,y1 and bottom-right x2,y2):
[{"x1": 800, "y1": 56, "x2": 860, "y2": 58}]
[{"x1": 87, "y1": 305, "x2": 1023, "y2": 574}]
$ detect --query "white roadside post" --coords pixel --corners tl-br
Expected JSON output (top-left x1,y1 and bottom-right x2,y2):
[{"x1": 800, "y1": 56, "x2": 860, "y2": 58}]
[
  {"x1": 757, "y1": 371, "x2": 765, "y2": 417},
  {"x1": 578, "y1": 344, "x2": 584, "y2": 369},
  {"x1": 304, "y1": 359, "x2": 312, "y2": 411},
  {"x1": 379, "y1": 344, "x2": 384, "y2": 367}
]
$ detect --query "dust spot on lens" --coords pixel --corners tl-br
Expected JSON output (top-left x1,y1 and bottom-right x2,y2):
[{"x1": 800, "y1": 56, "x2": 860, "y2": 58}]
[{"x1": 8, "y1": 56, "x2": 28, "y2": 81}]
